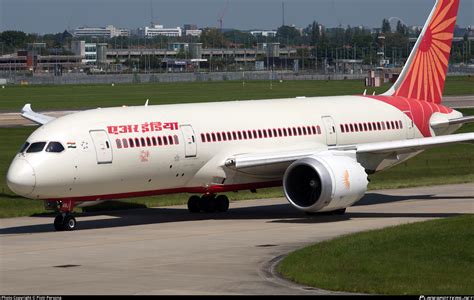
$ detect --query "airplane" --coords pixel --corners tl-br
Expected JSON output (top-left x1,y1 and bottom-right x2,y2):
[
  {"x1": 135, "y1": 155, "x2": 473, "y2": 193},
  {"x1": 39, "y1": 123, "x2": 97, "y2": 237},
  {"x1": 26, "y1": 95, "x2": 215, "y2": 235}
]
[{"x1": 6, "y1": 0, "x2": 474, "y2": 231}]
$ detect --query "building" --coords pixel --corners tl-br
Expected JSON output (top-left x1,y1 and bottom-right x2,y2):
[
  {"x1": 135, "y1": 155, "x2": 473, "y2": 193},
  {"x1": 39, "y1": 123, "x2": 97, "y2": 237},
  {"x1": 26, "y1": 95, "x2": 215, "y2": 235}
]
[
  {"x1": 250, "y1": 30, "x2": 277, "y2": 37},
  {"x1": 140, "y1": 25, "x2": 182, "y2": 38},
  {"x1": 71, "y1": 41, "x2": 108, "y2": 65},
  {"x1": 0, "y1": 52, "x2": 81, "y2": 73},
  {"x1": 185, "y1": 30, "x2": 202, "y2": 37},
  {"x1": 73, "y1": 25, "x2": 130, "y2": 39}
]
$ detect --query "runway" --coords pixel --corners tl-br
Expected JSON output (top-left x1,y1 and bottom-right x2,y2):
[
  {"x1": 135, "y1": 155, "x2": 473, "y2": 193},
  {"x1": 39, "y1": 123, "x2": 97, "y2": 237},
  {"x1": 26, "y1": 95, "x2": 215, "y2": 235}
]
[
  {"x1": 0, "y1": 96, "x2": 472, "y2": 128},
  {"x1": 1, "y1": 183, "x2": 472, "y2": 295}
]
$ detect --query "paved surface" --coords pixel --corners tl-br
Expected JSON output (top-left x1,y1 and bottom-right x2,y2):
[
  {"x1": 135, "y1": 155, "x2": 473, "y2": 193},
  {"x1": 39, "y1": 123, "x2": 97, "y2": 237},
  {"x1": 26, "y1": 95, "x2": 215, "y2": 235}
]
[
  {"x1": 0, "y1": 96, "x2": 472, "y2": 128},
  {"x1": 0, "y1": 183, "x2": 473, "y2": 295}
]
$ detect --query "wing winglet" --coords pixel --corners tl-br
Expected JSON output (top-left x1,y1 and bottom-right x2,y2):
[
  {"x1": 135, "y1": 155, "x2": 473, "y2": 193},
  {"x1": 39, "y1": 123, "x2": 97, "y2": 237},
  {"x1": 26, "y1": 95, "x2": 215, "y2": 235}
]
[{"x1": 21, "y1": 104, "x2": 55, "y2": 125}]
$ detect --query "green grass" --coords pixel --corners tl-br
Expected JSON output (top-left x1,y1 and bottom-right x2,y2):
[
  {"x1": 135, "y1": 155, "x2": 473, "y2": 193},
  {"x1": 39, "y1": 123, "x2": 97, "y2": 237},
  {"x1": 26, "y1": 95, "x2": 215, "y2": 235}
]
[
  {"x1": 0, "y1": 80, "x2": 472, "y2": 218},
  {"x1": 278, "y1": 215, "x2": 474, "y2": 295},
  {"x1": 0, "y1": 76, "x2": 472, "y2": 111}
]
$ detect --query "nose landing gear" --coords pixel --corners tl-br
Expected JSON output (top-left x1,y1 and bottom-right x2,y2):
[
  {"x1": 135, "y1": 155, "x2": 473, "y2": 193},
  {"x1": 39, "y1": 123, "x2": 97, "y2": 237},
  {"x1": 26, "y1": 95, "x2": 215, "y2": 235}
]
[
  {"x1": 187, "y1": 194, "x2": 230, "y2": 213},
  {"x1": 53, "y1": 200, "x2": 77, "y2": 231}
]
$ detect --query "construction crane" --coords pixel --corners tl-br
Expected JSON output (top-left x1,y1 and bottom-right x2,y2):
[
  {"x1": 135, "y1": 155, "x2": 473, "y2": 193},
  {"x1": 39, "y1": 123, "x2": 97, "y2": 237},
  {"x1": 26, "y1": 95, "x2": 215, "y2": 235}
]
[{"x1": 217, "y1": 0, "x2": 230, "y2": 30}]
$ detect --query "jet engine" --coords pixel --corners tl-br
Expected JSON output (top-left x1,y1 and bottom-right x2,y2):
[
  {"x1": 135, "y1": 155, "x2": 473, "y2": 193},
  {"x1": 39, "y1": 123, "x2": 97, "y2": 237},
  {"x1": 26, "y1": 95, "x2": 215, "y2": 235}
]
[{"x1": 283, "y1": 154, "x2": 368, "y2": 213}]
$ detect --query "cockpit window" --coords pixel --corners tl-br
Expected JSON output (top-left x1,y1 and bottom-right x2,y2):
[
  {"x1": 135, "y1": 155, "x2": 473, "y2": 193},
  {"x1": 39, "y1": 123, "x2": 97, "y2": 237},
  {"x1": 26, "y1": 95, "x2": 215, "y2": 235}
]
[
  {"x1": 19, "y1": 142, "x2": 30, "y2": 153},
  {"x1": 46, "y1": 142, "x2": 65, "y2": 153},
  {"x1": 26, "y1": 142, "x2": 47, "y2": 153}
]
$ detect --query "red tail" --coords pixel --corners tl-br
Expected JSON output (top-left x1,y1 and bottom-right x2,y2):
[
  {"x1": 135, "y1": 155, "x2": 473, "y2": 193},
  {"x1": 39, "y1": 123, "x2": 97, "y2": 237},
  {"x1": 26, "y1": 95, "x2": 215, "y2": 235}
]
[{"x1": 386, "y1": 0, "x2": 460, "y2": 104}]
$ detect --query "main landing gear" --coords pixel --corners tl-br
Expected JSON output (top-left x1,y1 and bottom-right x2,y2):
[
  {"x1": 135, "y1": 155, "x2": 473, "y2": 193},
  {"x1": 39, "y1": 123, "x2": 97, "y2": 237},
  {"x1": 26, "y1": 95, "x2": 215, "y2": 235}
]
[
  {"x1": 52, "y1": 200, "x2": 77, "y2": 231},
  {"x1": 187, "y1": 194, "x2": 230, "y2": 213}
]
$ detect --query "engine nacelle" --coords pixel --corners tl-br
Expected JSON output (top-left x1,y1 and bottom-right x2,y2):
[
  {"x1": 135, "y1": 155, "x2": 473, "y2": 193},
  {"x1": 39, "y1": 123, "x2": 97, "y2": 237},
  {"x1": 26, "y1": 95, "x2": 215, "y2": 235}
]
[{"x1": 283, "y1": 154, "x2": 368, "y2": 213}]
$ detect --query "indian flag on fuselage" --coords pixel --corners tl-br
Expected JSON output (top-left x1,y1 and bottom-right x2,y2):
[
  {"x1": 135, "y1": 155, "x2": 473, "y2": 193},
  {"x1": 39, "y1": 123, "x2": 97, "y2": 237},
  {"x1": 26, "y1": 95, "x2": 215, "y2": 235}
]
[{"x1": 67, "y1": 142, "x2": 77, "y2": 149}]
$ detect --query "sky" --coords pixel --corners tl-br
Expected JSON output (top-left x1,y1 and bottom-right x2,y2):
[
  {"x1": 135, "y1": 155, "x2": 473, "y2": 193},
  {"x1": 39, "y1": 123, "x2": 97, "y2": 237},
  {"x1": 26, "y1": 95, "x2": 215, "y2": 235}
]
[{"x1": 0, "y1": 0, "x2": 472, "y2": 34}]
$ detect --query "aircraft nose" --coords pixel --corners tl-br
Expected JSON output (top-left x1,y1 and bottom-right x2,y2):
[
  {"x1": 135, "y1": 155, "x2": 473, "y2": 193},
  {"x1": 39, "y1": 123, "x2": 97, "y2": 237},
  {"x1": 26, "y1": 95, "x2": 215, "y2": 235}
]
[{"x1": 6, "y1": 159, "x2": 36, "y2": 196}]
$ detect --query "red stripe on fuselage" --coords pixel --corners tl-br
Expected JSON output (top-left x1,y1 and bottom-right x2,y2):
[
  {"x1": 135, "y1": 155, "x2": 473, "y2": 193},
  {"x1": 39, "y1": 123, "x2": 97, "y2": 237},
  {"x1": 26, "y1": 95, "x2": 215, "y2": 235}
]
[
  {"x1": 364, "y1": 95, "x2": 453, "y2": 137},
  {"x1": 48, "y1": 181, "x2": 283, "y2": 203}
]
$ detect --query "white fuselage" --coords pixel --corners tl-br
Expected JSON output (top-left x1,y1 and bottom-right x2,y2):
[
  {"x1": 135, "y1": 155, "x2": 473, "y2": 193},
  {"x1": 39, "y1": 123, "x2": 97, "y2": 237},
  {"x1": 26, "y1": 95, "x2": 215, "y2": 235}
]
[{"x1": 6, "y1": 95, "x2": 460, "y2": 202}]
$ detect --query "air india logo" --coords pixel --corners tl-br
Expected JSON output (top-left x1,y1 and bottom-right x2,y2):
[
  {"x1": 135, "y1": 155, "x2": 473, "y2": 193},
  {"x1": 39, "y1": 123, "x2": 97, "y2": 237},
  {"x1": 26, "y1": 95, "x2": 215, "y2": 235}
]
[
  {"x1": 343, "y1": 170, "x2": 351, "y2": 190},
  {"x1": 140, "y1": 150, "x2": 150, "y2": 162}
]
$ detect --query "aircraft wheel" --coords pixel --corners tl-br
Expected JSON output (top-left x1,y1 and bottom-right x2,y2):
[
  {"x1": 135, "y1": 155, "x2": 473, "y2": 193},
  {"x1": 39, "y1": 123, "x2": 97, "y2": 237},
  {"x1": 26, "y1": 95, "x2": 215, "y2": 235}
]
[
  {"x1": 62, "y1": 215, "x2": 77, "y2": 231},
  {"x1": 333, "y1": 208, "x2": 347, "y2": 215},
  {"x1": 54, "y1": 214, "x2": 64, "y2": 231},
  {"x1": 187, "y1": 195, "x2": 201, "y2": 213},
  {"x1": 215, "y1": 195, "x2": 229, "y2": 213},
  {"x1": 200, "y1": 194, "x2": 216, "y2": 213}
]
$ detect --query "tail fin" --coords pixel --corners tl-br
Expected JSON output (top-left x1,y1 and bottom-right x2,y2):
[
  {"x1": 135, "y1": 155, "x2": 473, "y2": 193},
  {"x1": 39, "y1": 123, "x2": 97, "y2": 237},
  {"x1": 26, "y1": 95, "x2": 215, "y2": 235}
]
[{"x1": 384, "y1": 0, "x2": 460, "y2": 103}]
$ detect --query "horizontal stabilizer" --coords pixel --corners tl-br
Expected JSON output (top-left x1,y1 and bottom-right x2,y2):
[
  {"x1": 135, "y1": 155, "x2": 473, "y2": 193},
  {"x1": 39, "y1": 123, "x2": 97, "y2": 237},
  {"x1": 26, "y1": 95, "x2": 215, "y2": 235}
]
[{"x1": 431, "y1": 116, "x2": 474, "y2": 128}]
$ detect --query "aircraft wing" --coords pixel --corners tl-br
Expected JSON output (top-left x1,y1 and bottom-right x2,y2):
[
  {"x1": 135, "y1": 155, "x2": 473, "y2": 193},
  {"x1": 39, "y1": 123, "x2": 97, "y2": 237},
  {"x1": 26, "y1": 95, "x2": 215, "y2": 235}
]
[
  {"x1": 21, "y1": 104, "x2": 56, "y2": 125},
  {"x1": 225, "y1": 133, "x2": 474, "y2": 170}
]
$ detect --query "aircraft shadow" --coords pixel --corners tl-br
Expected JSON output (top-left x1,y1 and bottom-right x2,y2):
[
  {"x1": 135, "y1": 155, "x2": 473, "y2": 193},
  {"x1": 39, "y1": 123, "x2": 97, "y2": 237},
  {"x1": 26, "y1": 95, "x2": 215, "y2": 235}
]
[{"x1": 1, "y1": 192, "x2": 471, "y2": 235}]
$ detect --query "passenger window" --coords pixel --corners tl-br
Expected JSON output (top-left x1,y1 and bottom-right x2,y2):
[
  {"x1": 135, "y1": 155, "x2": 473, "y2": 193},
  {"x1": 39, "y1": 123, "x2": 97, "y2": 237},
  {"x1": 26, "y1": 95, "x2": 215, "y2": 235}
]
[
  {"x1": 268, "y1": 129, "x2": 273, "y2": 138},
  {"x1": 122, "y1": 138, "x2": 129, "y2": 148},
  {"x1": 19, "y1": 142, "x2": 30, "y2": 153},
  {"x1": 46, "y1": 142, "x2": 65, "y2": 153},
  {"x1": 146, "y1": 137, "x2": 152, "y2": 146},
  {"x1": 135, "y1": 138, "x2": 140, "y2": 147},
  {"x1": 116, "y1": 139, "x2": 122, "y2": 149},
  {"x1": 168, "y1": 136, "x2": 174, "y2": 145},
  {"x1": 201, "y1": 133, "x2": 206, "y2": 143},
  {"x1": 129, "y1": 138, "x2": 135, "y2": 148},
  {"x1": 174, "y1": 135, "x2": 179, "y2": 145},
  {"x1": 227, "y1": 132, "x2": 232, "y2": 141},
  {"x1": 157, "y1": 136, "x2": 163, "y2": 146},
  {"x1": 152, "y1": 137, "x2": 157, "y2": 146},
  {"x1": 222, "y1": 132, "x2": 227, "y2": 141},
  {"x1": 26, "y1": 142, "x2": 47, "y2": 153}
]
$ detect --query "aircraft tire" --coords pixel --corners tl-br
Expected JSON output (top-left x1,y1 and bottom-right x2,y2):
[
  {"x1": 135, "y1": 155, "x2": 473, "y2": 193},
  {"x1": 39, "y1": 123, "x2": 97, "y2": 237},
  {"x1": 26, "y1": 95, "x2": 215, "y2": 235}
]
[
  {"x1": 187, "y1": 195, "x2": 201, "y2": 213},
  {"x1": 200, "y1": 195, "x2": 216, "y2": 213},
  {"x1": 62, "y1": 215, "x2": 77, "y2": 231},
  {"x1": 54, "y1": 215, "x2": 64, "y2": 231},
  {"x1": 215, "y1": 195, "x2": 229, "y2": 213}
]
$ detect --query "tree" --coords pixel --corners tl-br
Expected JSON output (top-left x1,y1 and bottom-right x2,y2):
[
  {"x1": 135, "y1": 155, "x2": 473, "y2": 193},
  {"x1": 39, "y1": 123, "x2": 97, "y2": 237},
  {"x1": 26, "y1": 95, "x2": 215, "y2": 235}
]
[
  {"x1": 200, "y1": 28, "x2": 227, "y2": 48},
  {"x1": 382, "y1": 19, "x2": 392, "y2": 33},
  {"x1": 276, "y1": 25, "x2": 301, "y2": 45},
  {"x1": 396, "y1": 21, "x2": 408, "y2": 36}
]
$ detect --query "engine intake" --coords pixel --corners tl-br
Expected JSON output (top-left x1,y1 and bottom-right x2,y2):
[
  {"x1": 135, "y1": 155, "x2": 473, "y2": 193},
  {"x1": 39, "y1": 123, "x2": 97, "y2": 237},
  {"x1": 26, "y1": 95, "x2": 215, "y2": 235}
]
[{"x1": 283, "y1": 154, "x2": 368, "y2": 213}]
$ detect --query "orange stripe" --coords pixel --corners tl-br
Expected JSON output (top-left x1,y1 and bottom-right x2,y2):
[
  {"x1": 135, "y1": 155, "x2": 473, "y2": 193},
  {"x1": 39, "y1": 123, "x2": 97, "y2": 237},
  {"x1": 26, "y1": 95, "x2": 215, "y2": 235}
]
[
  {"x1": 428, "y1": 49, "x2": 443, "y2": 99},
  {"x1": 430, "y1": 0, "x2": 455, "y2": 29},
  {"x1": 431, "y1": 43, "x2": 449, "y2": 66},
  {"x1": 433, "y1": 40, "x2": 451, "y2": 53},
  {"x1": 427, "y1": 57, "x2": 436, "y2": 102},
  {"x1": 432, "y1": 16, "x2": 457, "y2": 34},
  {"x1": 417, "y1": 52, "x2": 425, "y2": 100},
  {"x1": 433, "y1": 32, "x2": 453, "y2": 41},
  {"x1": 407, "y1": 52, "x2": 422, "y2": 98},
  {"x1": 423, "y1": 53, "x2": 429, "y2": 100}
]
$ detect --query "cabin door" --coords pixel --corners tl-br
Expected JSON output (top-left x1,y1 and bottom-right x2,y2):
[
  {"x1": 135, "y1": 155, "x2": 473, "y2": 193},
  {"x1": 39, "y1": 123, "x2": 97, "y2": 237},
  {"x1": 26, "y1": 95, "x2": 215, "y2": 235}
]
[
  {"x1": 180, "y1": 125, "x2": 197, "y2": 158},
  {"x1": 321, "y1": 116, "x2": 337, "y2": 146},
  {"x1": 89, "y1": 130, "x2": 113, "y2": 164}
]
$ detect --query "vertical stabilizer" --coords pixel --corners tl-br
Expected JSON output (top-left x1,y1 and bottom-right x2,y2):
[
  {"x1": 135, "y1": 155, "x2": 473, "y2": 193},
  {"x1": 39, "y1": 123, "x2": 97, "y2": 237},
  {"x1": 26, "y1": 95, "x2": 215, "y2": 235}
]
[{"x1": 384, "y1": 0, "x2": 460, "y2": 103}]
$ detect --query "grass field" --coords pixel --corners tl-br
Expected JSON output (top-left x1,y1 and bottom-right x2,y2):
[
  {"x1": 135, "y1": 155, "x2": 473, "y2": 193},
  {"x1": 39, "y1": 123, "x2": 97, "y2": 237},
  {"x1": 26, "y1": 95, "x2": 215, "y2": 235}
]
[
  {"x1": 0, "y1": 77, "x2": 472, "y2": 218},
  {"x1": 0, "y1": 76, "x2": 472, "y2": 111},
  {"x1": 278, "y1": 215, "x2": 474, "y2": 295}
]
